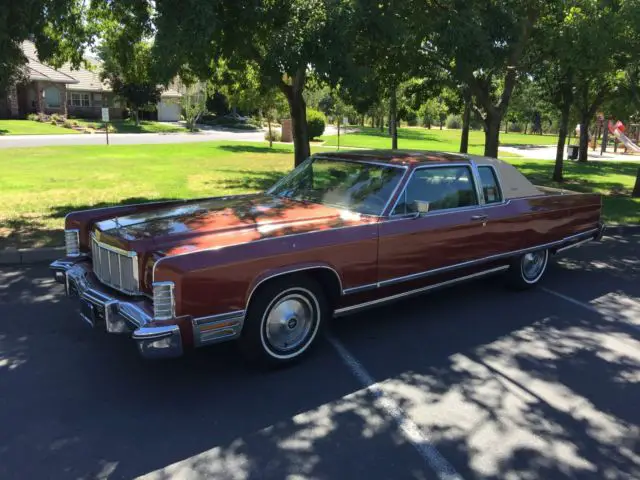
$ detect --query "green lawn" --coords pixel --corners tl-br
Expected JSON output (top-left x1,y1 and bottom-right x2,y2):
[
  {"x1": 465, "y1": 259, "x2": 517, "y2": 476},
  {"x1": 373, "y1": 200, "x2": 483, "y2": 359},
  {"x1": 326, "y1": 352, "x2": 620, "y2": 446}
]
[
  {"x1": 0, "y1": 141, "x2": 636, "y2": 249},
  {"x1": 72, "y1": 119, "x2": 186, "y2": 133},
  {"x1": 321, "y1": 126, "x2": 558, "y2": 154},
  {"x1": 0, "y1": 120, "x2": 80, "y2": 135}
]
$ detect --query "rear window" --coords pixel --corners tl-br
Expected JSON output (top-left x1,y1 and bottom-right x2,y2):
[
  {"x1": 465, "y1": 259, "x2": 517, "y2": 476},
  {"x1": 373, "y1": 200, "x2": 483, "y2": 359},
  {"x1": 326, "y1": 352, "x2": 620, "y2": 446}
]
[{"x1": 478, "y1": 166, "x2": 502, "y2": 204}]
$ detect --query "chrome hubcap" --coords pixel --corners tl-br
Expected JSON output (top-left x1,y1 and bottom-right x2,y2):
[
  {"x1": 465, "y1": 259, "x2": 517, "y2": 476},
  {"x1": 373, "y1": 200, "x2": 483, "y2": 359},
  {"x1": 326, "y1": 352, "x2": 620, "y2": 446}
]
[
  {"x1": 522, "y1": 251, "x2": 546, "y2": 280},
  {"x1": 264, "y1": 293, "x2": 315, "y2": 352}
]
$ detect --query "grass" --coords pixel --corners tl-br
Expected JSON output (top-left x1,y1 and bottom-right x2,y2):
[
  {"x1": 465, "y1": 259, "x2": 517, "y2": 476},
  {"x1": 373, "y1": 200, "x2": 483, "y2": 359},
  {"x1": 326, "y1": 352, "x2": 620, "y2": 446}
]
[
  {"x1": 0, "y1": 140, "x2": 636, "y2": 249},
  {"x1": 72, "y1": 119, "x2": 186, "y2": 133},
  {"x1": 0, "y1": 120, "x2": 80, "y2": 135},
  {"x1": 321, "y1": 126, "x2": 558, "y2": 154}
]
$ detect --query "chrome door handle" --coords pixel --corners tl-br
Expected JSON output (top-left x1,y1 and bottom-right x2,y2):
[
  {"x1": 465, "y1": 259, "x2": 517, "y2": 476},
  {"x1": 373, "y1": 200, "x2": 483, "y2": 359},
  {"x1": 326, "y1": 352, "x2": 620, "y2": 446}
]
[{"x1": 471, "y1": 214, "x2": 488, "y2": 221}]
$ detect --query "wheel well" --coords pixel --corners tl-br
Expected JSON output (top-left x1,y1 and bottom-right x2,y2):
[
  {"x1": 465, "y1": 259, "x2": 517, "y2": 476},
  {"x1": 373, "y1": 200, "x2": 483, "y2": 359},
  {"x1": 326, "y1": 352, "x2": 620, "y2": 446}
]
[{"x1": 248, "y1": 268, "x2": 342, "y2": 311}]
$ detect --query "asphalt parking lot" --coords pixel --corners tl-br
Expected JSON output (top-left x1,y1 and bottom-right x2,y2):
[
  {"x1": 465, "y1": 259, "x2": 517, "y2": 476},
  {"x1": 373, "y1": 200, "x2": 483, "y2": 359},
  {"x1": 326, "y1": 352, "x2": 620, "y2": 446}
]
[{"x1": 1, "y1": 233, "x2": 638, "y2": 480}]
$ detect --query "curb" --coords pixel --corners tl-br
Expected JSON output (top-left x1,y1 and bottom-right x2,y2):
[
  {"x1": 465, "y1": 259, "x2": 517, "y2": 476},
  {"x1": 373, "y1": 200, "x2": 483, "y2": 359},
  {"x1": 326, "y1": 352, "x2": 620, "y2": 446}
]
[
  {"x1": 0, "y1": 247, "x2": 64, "y2": 266},
  {"x1": 1, "y1": 224, "x2": 638, "y2": 267}
]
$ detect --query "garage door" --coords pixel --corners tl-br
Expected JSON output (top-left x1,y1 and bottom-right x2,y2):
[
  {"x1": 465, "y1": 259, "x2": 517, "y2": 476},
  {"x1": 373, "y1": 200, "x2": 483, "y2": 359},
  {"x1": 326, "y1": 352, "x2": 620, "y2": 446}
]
[{"x1": 157, "y1": 100, "x2": 181, "y2": 122}]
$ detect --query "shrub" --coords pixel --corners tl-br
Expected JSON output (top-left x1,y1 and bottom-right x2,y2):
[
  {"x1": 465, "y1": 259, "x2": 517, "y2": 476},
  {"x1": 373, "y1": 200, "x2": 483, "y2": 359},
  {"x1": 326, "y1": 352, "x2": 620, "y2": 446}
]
[
  {"x1": 405, "y1": 111, "x2": 418, "y2": 126},
  {"x1": 63, "y1": 120, "x2": 74, "y2": 129},
  {"x1": 87, "y1": 123, "x2": 97, "y2": 129},
  {"x1": 50, "y1": 120, "x2": 57, "y2": 125},
  {"x1": 27, "y1": 113, "x2": 39, "y2": 122},
  {"x1": 265, "y1": 129, "x2": 282, "y2": 142},
  {"x1": 72, "y1": 121, "x2": 79, "y2": 127},
  {"x1": 508, "y1": 122, "x2": 523, "y2": 133},
  {"x1": 445, "y1": 114, "x2": 462, "y2": 129},
  {"x1": 51, "y1": 113, "x2": 62, "y2": 122},
  {"x1": 306, "y1": 109, "x2": 326, "y2": 139}
]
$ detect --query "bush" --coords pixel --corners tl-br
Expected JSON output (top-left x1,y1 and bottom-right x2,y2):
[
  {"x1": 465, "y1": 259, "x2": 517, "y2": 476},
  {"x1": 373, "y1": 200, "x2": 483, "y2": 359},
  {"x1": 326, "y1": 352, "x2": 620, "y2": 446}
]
[
  {"x1": 87, "y1": 123, "x2": 97, "y2": 129},
  {"x1": 264, "y1": 129, "x2": 282, "y2": 142},
  {"x1": 63, "y1": 120, "x2": 74, "y2": 129},
  {"x1": 306, "y1": 109, "x2": 326, "y2": 139},
  {"x1": 405, "y1": 111, "x2": 418, "y2": 126},
  {"x1": 27, "y1": 113, "x2": 39, "y2": 122},
  {"x1": 508, "y1": 122, "x2": 523, "y2": 133},
  {"x1": 445, "y1": 114, "x2": 462, "y2": 129},
  {"x1": 51, "y1": 113, "x2": 62, "y2": 122},
  {"x1": 50, "y1": 120, "x2": 57, "y2": 125}
]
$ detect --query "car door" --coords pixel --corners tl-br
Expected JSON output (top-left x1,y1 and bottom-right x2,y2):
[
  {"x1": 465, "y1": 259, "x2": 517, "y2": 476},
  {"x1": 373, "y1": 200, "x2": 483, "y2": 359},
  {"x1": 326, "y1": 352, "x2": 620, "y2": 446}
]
[{"x1": 377, "y1": 164, "x2": 492, "y2": 287}]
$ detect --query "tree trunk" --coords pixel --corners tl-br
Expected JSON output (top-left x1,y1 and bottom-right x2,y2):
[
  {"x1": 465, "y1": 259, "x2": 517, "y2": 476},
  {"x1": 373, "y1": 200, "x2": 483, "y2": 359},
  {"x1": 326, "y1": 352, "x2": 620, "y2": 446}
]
[
  {"x1": 460, "y1": 99, "x2": 471, "y2": 154},
  {"x1": 504, "y1": 120, "x2": 508, "y2": 134},
  {"x1": 524, "y1": 123, "x2": 528, "y2": 135},
  {"x1": 553, "y1": 100, "x2": 571, "y2": 183},
  {"x1": 633, "y1": 168, "x2": 640, "y2": 198},
  {"x1": 578, "y1": 116, "x2": 590, "y2": 163},
  {"x1": 281, "y1": 80, "x2": 310, "y2": 167},
  {"x1": 268, "y1": 118, "x2": 273, "y2": 148},
  {"x1": 439, "y1": 119, "x2": 443, "y2": 130},
  {"x1": 134, "y1": 109, "x2": 140, "y2": 126},
  {"x1": 484, "y1": 113, "x2": 501, "y2": 158},
  {"x1": 390, "y1": 87, "x2": 398, "y2": 149}
]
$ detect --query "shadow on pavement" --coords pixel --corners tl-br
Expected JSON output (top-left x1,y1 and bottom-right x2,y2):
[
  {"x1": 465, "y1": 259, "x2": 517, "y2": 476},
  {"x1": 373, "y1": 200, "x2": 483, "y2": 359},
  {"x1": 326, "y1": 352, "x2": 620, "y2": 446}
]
[{"x1": 0, "y1": 234, "x2": 637, "y2": 479}]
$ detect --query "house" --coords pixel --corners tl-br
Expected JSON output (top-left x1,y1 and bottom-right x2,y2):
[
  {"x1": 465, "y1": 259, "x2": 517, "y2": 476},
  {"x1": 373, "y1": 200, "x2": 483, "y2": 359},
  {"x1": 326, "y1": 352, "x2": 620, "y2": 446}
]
[{"x1": 1, "y1": 41, "x2": 182, "y2": 121}]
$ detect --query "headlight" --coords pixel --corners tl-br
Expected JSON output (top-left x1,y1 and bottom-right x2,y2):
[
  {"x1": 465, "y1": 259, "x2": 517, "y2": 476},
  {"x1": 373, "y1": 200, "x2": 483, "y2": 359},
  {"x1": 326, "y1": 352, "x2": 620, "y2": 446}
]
[
  {"x1": 153, "y1": 281, "x2": 175, "y2": 320},
  {"x1": 64, "y1": 229, "x2": 80, "y2": 257}
]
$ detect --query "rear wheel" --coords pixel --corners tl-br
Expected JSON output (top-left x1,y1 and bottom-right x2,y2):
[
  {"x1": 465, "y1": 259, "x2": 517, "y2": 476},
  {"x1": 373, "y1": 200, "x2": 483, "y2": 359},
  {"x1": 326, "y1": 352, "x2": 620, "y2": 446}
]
[
  {"x1": 506, "y1": 249, "x2": 549, "y2": 289},
  {"x1": 239, "y1": 275, "x2": 328, "y2": 367}
]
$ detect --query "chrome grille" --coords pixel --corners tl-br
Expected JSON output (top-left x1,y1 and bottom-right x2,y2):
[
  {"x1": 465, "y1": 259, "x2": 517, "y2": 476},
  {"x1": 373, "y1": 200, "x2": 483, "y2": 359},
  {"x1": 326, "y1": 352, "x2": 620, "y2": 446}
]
[{"x1": 91, "y1": 235, "x2": 140, "y2": 294}]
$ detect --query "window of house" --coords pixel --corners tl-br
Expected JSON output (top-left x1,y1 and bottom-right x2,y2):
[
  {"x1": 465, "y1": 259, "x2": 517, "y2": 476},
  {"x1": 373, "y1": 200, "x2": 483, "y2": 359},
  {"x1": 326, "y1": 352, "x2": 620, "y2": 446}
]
[
  {"x1": 69, "y1": 93, "x2": 91, "y2": 107},
  {"x1": 44, "y1": 87, "x2": 60, "y2": 108},
  {"x1": 477, "y1": 166, "x2": 503, "y2": 204},
  {"x1": 392, "y1": 166, "x2": 478, "y2": 215}
]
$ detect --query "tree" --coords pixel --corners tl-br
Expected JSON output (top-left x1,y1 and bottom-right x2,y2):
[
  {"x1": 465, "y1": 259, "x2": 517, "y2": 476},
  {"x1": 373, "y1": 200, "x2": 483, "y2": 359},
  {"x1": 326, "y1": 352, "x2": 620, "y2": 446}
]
[
  {"x1": 1, "y1": 0, "x2": 88, "y2": 102},
  {"x1": 181, "y1": 81, "x2": 207, "y2": 131},
  {"x1": 98, "y1": 41, "x2": 162, "y2": 126},
  {"x1": 419, "y1": 0, "x2": 543, "y2": 158},
  {"x1": 150, "y1": 0, "x2": 355, "y2": 166}
]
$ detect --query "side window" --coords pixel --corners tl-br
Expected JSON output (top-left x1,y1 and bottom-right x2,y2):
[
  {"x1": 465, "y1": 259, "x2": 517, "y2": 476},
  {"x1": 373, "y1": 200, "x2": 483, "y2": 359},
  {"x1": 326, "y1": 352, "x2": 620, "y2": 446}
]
[
  {"x1": 478, "y1": 166, "x2": 503, "y2": 204},
  {"x1": 393, "y1": 166, "x2": 478, "y2": 215}
]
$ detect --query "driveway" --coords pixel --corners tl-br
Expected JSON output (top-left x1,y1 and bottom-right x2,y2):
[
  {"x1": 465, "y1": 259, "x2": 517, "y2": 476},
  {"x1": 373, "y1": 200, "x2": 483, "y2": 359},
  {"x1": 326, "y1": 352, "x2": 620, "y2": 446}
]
[{"x1": 0, "y1": 234, "x2": 638, "y2": 479}]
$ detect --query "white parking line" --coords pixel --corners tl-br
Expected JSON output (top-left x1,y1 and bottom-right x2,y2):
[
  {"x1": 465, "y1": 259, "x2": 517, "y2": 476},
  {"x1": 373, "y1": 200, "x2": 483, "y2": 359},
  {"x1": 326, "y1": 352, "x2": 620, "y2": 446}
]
[
  {"x1": 541, "y1": 287, "x2": 640, "y2": 333},
  {"x1": 327, "y1": 334, "x2": 465, "y2": 480}
]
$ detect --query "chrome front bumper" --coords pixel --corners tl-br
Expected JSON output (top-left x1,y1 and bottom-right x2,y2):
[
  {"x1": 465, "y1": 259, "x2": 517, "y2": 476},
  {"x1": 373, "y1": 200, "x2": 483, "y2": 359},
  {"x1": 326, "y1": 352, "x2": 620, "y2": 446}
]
[{"x1": 50, "y1": 259, "x2": 183, "y2": 359}]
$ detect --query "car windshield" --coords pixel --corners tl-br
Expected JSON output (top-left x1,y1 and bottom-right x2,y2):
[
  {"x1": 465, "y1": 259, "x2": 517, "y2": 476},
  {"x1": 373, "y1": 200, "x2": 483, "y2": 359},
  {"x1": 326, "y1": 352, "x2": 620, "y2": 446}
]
[{"x1": 268, "y1": 157, "x2": 405, "y2": 215}]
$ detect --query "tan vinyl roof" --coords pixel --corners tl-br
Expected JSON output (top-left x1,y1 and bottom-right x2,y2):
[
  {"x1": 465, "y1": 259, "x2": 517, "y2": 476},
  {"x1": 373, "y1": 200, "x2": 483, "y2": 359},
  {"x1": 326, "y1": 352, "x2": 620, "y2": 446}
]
[{"x1": 466, "y1": 155, "x2": 542, "y2": 199}]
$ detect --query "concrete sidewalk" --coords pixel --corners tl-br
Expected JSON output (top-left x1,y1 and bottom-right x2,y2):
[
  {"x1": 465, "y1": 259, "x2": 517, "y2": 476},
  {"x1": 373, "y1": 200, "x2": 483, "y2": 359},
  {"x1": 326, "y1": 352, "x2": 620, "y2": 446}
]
[{"x1": 500, "y1": 145, "x2": 640, "y2": 162}]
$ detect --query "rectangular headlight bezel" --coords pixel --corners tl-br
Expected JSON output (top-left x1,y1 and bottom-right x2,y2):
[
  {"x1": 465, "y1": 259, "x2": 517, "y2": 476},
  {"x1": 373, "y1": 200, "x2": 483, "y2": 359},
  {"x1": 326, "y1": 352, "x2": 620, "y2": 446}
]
[
  {"x1": 153, "y1": 281, "x2": 175, "y2": 321},
  {"x1": 64, "y1": 229, "x2": 81, "y2": 257}
]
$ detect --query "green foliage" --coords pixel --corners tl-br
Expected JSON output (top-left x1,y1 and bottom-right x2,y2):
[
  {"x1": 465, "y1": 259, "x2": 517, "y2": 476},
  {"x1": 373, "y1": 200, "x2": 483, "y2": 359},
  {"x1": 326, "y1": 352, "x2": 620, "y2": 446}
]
[
  {"x1": 62, "y1": 120, "x2": 74, "y2": 129},
  {"x1": 306, "y1": 109, "x2": 326, "y2": 139},
  {"x1": 265, "y1": 129, "x2": 282, "y2": 142},
  {"x1": 180, "y1": 82, "x2": 207, "y2": 131},
  {"x1": 26, "y1": 113, "x2": 39, "y2": 122},
  {"x1": 445, "y1": 115, "x2": 462, "y2": 129}
]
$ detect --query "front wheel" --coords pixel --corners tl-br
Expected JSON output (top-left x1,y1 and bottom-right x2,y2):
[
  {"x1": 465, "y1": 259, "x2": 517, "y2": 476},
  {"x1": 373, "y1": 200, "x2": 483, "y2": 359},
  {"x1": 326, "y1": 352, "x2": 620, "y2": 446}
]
[
  {"x1": 506, "y1": 249, "x2": 549, "y2": 290},
  {"x1": 239, "y1": 275, "x2": 328, "y2": 367}
]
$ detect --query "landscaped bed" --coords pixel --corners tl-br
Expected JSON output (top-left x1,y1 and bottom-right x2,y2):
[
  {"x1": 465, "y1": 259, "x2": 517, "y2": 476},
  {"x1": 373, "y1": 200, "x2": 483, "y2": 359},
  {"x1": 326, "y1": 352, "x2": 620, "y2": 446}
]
[
  {"x1": 71, "y1": 119, "x2": 186, "y2": 133},
  {"x1": 0, "y1": 119, "x2": 80, "y2": 135},
  {"x1": 0, "y1": 141, "x2": 636, "y2": 249}
]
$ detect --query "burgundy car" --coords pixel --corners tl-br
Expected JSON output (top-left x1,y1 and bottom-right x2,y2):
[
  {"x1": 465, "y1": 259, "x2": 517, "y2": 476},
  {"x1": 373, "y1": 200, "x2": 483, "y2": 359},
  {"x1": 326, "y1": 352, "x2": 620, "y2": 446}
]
[{"x1": 51, "y1": 150, "x2": 604, "y2": 365}]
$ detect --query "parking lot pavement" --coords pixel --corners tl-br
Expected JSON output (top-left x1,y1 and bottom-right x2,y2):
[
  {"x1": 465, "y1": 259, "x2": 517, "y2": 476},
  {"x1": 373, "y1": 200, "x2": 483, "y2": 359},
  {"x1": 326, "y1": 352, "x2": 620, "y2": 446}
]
[{"x1": 0, "y1": 234, "x2": 638, "y2": 480}]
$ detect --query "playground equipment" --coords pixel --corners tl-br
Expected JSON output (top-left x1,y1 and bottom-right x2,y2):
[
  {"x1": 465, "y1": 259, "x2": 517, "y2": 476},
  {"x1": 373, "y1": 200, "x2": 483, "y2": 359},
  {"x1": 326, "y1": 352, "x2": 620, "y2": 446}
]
[{"x1": 608, "y1": 120, "x2": 640, "y2": 153}]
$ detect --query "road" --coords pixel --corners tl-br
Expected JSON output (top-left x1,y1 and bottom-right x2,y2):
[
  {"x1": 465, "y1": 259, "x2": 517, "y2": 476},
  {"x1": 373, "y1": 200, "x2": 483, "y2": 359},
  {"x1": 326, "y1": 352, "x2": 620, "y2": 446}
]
[
  {"x1": 0, "y1": 125, "x2": 348, "y2": 149},
  {"x1": 1, "y1": 234, "x2": 638, "y2": 479},
  {"x1": 499, "y1": 145, "x2": 640, "y2": 162}
]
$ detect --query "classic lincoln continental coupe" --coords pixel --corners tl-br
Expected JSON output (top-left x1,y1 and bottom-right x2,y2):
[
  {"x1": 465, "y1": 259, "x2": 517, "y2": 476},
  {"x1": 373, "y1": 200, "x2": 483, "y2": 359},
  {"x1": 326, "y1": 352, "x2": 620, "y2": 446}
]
[{"x1": 51, "y1": 150, "x2": 604, "y2": 365}]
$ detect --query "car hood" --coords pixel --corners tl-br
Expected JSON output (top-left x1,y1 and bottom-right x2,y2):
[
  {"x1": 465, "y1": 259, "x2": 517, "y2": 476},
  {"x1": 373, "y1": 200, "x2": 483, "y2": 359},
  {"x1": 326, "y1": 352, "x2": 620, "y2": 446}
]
[{"x1": 93, "y1": 194, "x2": 374, "y2": 255}]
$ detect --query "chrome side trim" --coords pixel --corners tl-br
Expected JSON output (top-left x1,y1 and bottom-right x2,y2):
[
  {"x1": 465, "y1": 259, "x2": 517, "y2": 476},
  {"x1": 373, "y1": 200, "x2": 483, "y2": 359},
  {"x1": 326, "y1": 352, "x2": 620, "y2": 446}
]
[
  {"x1": 334, "y1": 266, "x2": 510, "y2": 316},
  {"x1": 554, "y1": 237, "x2": 593, "y2": 253},
  {"x1": 244, "y1": 265, "x2": 343, "y2": 315},
  {"x1": 343, "y1": 227, "x2": 601, "y2": 293},
  {"x1": 192, "y1": 310, "x2": 245, "y2": 347},
  {"x1": 342, "y1": 283, "x2": 378, "y2": 295},
  {"x1": 388, "y1": 162, "x2": 482, "y2": 216}
]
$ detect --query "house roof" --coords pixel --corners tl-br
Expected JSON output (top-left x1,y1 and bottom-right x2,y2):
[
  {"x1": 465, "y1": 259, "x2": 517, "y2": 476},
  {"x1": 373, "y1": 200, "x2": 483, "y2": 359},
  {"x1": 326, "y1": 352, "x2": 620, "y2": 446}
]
[
  {"x1": 22, "y1": 41, "x2": 79, "y2": 85},
  {"x1": 21, "y1": 40, "x2": 182, "y2": 97}
]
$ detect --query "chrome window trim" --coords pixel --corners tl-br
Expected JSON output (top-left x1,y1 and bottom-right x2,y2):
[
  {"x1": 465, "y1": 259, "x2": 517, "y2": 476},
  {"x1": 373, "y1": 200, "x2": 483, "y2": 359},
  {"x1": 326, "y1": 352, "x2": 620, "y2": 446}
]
[
  {"x1": 266, "y1": 154, "x2": 408, "y2": 217},
  {"x1": 476, "y1": 164, "x2": 506, "y2": 205},
  {"x1": 388, "y1": 162, "x2": 482, "y2": 216},
  {"x1": 335, "y1": 266, "x2": 510, "y2": 316}
]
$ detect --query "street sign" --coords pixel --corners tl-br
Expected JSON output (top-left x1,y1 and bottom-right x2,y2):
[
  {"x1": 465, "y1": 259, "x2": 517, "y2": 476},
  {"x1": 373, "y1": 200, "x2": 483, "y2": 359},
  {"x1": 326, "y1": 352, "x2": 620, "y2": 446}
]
[{"x1": 101, "y1": 108, "x2": 109, "y2": 122}]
